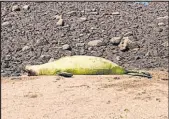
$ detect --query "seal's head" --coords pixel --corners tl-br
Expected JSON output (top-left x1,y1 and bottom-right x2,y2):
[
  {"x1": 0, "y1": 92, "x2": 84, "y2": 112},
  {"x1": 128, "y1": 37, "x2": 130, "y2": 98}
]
[{"x1": 23, "y1": 65, "x2": 38, "y2": 76}]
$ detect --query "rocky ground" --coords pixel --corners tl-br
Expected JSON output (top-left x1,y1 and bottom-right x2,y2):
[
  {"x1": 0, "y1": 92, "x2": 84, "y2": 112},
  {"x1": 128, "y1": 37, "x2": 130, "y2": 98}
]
[{"x1": 1, "y1": 2, "x2": 168, "y2": 77}]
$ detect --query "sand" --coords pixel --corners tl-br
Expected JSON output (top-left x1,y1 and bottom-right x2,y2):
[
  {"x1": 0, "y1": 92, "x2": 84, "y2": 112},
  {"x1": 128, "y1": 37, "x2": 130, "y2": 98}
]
[{"x1": 1, "y1": 69, "x2": 168, "y2": 119}]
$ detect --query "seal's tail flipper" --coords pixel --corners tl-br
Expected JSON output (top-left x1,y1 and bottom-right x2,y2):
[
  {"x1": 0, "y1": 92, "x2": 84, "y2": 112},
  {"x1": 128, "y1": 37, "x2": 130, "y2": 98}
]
[{"x1": 126, "y1": 70, "x2": 152, "y2": 79}]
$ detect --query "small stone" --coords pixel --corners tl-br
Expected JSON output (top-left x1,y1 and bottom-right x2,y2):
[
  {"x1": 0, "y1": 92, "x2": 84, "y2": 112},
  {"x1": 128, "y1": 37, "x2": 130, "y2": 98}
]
[
  {"x1": 112, "y1": 12, "x2": 120, "y2": 15},
  {"x1": 62, "y1": 44, "x2": 71, "y2": 50},
  {"x1": 116, "y1": 56, "x2": 121, "y2": 61},
  {"x1": 156, "y1": 28, "x2": 163, "y2": 32},
  {"x1": 88, "y1": 40, "x2": 104, "y2": 47},
  {"x1": 61, "y1": 33, "x2": 65, "y2": 37},
  {"x1": 79, "y1": 17, "x2": 87, "y2": 22},
  {"x1": 11, "y1": 73, "x2": 21, "y2": 77},
  {"x1": 12, "y1": 5, "x2": 20, "y2": 11},
  {"x1": 124, "y1": 32, "x2": 133, "y2": 36},
  {"x1": 22, "y1": 46, "x2": 30, "y2": 51},
  {"x1": 162, "y1": 41, "x2": 168, "y2": 47},
  {"x1": 110, "y1": 37, "x2": 122, "y2": 45},
  {"x1": 158, "y1": 22, "x2": 165, "y2": 26},
  {"x1": 118, "y1": 37, "x2": 130, "y2": 51},
  {"x1": 88, "y1": 47, "x2": 93, "y2": 51},
  {"x1": 90, "y1": 27, "x2": 96, "y2": 30},
  {"x1": 2, "y1": 21, "x2": 12, "y2": 27},
  {"x1": 23, "y1": 5, "x2": 30, "y2": 10},
  {"x1": 57, "y1": 18, "x2": 64, "y2": 26},
  {"x1": 157, "y1": 16, "x2": 168, "y2": 20},
  {"x1": 1, "y1": 70, "x2": 4, "y2": 73},
  {"x1": 114, "y1": 77, "x2": 120, "y2": 80},
  {"x1": 10, "y1": 77, "x2": 22, "y2": 80},
  {"x1": 48, "y1": 58, "x2": 55, "y2": 62},
  {"x1": 76, "y1": 43, "x2": 85, "y2": 47},
  {"x1": 79, "y1": 49, "x2": 85, "y2": 55},
  {"x1": 67, "y1": 11, "x2": 76, "y2": 16},
  {"x1": 53, "y1": 15, "x2": 62, "y2": 20},
  {"x1": 40, "y1": 55, "x2": 51, "y2": 60},
  {"x1": 106, "y1": 100, "x2": 111, "y2": 104}
]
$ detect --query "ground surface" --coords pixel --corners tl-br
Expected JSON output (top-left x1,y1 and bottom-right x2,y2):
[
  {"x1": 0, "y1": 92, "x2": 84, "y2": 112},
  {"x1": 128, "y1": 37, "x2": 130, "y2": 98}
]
[
  {"x1": 2, "y1": 69, "x2": 168, "y2": 119},
  {"x1": 1, "y1": 2, "x2": 168, "y2": 76}
]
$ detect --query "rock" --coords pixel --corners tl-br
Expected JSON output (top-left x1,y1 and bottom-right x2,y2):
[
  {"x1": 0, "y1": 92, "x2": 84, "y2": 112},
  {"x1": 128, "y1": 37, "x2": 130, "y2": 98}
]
[
  {"x1": 88, "y1": 47, "x2": 93, "y2": 51},
  {"x1": 119, "y1": 37, "x2": 139, "y2": 51},
  {"x1": 79, "y1": 49, "x2": 85, "y2": 55},
  {"x1": 23, "y1": 5, "x2": 30, "y2": 10},
  {"x1": 116, "y1": 56, "x2": 121, "y2": 61},
  {"x1": 53, "y1": 15, "x2": 62, "y2": 20},
  {"x1": 112, "y1": 12, "x2": 120, "y2": 15},
  {"x1": 48, "y1": 58, "x2": 55, "y2": 62},
  {"x1": 22, "y1": 46, "x2": 30, "y2": 51},
  {"x1": 157, "y1": 16, "x2": 168, "y2": 20},
  {"x1": 79, "y1": 34, "x2": 84, "y2": 37},
  {"x1": 11, "y1": 73, "x2": 21, "y2": 77},
  {"x1": 162, "y1": 41, "x2": 168, "y2": 47},
  {"x1": 2, "y1": 21, "x2": 12, "y2": 27},
  {"x1": 158, "y1": 22, "x2": 165, "y2": 26},
  {"x1": 124, "y1": 32, "x2": 133, "y2": 36},
  {"x1": 12, "y1": 5, "x2": 20, "y2": 11},
  {"x1": 118, "y1": 37, "x2": 130, "y2": 51},
  {"x1": 57, "y1": 18, "x2": 64, "y2": 26},
  {"x1": 76, "y1": 43, "x2": 85, "y2": 47},
  {"x1": 40, "y1": 55, "x2": 51, "y2": 62},
  {"x1": 110, "y1": 37, "x2": 122, "y2": 45},
  {"x1": 5, "y1": 55, "x2": 12, "y2": 61},
  {"x1": 1, "y1": 70, "x2": 4, "y2": 73},
  {"x1": 156, "y1": 28, "x2": 163, "y2": 32},
  {"x1": 62, "y1": 44, "x2": 71, "y2": 50},
  {"x1": 88, "y1": 40, "x2": 104, "y2": 47},
  {"x1": 79, "y1": 17, "x2": 87, "y2": 22},
  {"x1": 67, "y1": 11, "x2": 76, "y2": 16}
]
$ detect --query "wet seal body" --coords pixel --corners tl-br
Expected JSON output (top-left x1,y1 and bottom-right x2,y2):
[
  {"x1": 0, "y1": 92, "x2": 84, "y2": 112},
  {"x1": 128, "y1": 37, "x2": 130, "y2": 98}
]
[{"x1": 25, "y1": 55, "x2": 152, "y2": 78}]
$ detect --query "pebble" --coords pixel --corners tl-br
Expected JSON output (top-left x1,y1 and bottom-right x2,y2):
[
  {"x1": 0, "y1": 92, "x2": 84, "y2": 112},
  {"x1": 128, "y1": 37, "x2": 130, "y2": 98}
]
[
  {"x1": 48, "y1": 58, "x2": 55, "y2": 62},
  {"x1": 76, "y1": 43, "x2": 85, "y2": 47},
  {"x1": 88, "y1": 47, "x2": 93, "y2": 51},
  {"x1": 157, "y1": 16, "x2": 168, "y2": 20},
  {"x1": 79, "y1": 17, "x2": 87, "y2": 22},
  {"x1": 118, "y1": 37, "x2": 130, "y2": 51},
  {"x1": 87, "y1": 40, "x2": 103, "y2": 47},
  {"x1": 12, "y1": 5, "x2": 20, "y2": 11},
  {"x1": 67, "y1": 11, "x2": 76, "y2": 16},
  {"x1": 23, "y1": 5, "x2": 30, "y2": 10},
  {"x1": 1, "y1": 70, "x2": 4, "y2": 73},
  {"x1": 158, "y1": 22, "x2": 165, "y2": 26},
  {"x1": 2, "y1": 21, "x2": 12, "y2": 27},
  {"x1": 116, "y1": 56, "x2": 121, "y2": 61},
  {"x1": 62, "y1": 44, "x2": 71, "y2": 50},
  {"x1": 57, "y1": 18, "x2": 64, "y2": 26},
  {"x1": 112, "y1": 12, "x2": 120, "y2": 15},
  {"x1": 53, "y1": 15, "x2": 62, "y2": 20},
  {"x1": 162, "y1": 41, "x2": 168, "y2": 47},
  {"x1": 124, "y1": 32, "x2": 133, "y2": 36},
  {"x1": 110, "y1": 37, "x2": 122, "y2": 45},
  {"x1": 156, "y1": 28, "x2": 163, "y2": 32},
  {"x1": 40, "y1": 55, "x2": 51, "y2": 59},
  {"x1": 11, "y1": 73, "x2": 21, "y2": 77},
  {"x1": 22, "y1": 46, "x2": 30, "y2": 51}
]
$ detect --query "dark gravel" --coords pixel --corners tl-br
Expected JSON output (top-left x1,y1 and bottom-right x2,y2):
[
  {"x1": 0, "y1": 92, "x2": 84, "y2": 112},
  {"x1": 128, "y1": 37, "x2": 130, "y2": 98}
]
[{"x1": 1, "y1": 2, "x2": 168, "y2": 77}]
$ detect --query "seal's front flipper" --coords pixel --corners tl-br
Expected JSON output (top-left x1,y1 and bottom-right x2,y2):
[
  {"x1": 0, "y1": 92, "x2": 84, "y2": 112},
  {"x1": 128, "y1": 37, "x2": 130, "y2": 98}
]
[{"x1": 58, "y1": 72, "x2": 73, "y2": 77}]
